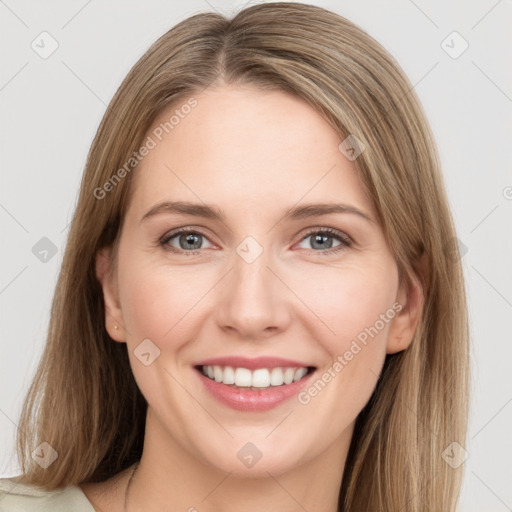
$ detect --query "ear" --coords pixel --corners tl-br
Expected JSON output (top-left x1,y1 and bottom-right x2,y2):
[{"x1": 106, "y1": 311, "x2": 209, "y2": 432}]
[
  {"x1": 386, "y1": 264, "x2": 425, "y2": 355},
  {"x1": 95, "y1": 247, "x2": 126, "y2": 343}
]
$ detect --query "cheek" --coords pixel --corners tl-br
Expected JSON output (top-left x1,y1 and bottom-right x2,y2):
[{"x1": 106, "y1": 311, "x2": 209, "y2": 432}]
[
  {"x1": 118, "y1": 256, "x2": 212, "y2": 343},
  {"x1": 116, "y1": 258, "x2": 208, "y2": 411},
  {"x1": 294, "y1": 261, "x2": 398, "y2": 345},
  {"x1": 291, "y1": 265, "x2": 398, "y2": 435}
]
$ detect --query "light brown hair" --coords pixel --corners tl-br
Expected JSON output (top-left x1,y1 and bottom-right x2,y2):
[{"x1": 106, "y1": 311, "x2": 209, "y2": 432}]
[{"x1": 15, "y1": 3, "x2": 469, "y2": 510}]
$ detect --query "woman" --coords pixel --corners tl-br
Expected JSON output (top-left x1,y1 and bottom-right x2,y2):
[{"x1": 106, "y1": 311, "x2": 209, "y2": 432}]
[{"x1": 0, "y1": 2, "x2": 469, "y2": 511}]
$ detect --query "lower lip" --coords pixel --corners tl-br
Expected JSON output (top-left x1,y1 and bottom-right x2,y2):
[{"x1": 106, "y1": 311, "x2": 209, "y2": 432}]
[{"x1": 194, "y1": 367, "x2": 316, "y2": 412}]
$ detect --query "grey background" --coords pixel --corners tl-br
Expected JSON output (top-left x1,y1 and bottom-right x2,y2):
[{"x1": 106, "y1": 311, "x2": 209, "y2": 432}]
[{"x1": 1, "y1": 0, "x2": 511, "y2": 510}]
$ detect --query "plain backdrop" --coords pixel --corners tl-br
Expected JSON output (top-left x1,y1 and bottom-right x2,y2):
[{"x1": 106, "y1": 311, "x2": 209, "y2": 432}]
[{"x1": 1, "y1": 1, "x2": 511, "y2": 510}]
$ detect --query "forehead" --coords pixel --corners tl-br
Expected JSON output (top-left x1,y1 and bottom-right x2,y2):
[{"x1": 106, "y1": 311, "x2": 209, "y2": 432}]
[{"x1": 127, "y1": 85, "x2": 376, "y2": 222}]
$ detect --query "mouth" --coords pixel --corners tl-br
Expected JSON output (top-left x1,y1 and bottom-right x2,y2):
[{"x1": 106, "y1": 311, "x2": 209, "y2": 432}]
[
  {"x1": 194, "y1": 364, "x2": 316, "y2": 390},
  {"x1": 193, "y1": 363, "x2": 317, "y2": 411}
]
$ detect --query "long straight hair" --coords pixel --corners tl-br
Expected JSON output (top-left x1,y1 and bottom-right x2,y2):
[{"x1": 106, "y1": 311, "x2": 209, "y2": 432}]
[{"x1": 15, "y1": 3, "x2": 469, "y2": 510}]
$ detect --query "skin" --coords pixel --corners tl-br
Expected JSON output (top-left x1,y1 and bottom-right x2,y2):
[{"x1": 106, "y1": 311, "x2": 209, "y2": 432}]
[{"x1": 82, "y1": 84, "x2": 423, "y2": 512}]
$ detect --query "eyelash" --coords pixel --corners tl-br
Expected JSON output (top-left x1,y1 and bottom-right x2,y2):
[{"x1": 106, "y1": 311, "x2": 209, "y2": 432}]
[{"x1": 159, "y1": 226, "x2": 353, "y2": 256}]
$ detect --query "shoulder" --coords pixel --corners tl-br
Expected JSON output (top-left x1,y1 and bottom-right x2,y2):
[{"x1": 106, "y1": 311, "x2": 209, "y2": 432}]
[{"x1": 0, "y1": 476, "x2": 96, "y2": 512}]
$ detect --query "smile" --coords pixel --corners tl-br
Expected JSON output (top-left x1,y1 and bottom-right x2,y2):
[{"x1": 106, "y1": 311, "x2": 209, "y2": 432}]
[
  {"x1": 192, "y1": 357, "x2": 317, "y2": 412},
  {"x1": 198, "y1": 365, "x2": 313, "y2": 389}
]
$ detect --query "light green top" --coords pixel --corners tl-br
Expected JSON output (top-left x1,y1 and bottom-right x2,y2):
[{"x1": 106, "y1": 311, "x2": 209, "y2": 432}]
[{"x1": 0, "y1": 476, "x2": 95, "y2": 511}]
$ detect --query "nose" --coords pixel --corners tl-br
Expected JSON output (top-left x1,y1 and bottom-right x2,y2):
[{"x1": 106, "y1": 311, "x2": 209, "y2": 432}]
[{"x1": 214, "y1": 243, "x2": 292, "y2": 340}]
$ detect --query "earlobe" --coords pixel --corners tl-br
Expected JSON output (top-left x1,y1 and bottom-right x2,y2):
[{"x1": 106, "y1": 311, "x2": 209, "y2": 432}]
[
  {"x1": 95, "y1": 247, "x2": 126, "y2": 342},
  {"x1": 386, "y1": 271, "x2": 425, "y2": 355}
]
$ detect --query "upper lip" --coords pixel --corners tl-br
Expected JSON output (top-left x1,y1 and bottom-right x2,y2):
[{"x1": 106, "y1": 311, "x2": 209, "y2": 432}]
[{"x1": 194, "y1": 356, "x2": 315, "y2": 370}]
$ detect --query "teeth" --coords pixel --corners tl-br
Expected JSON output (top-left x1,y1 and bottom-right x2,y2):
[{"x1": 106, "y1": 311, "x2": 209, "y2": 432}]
[
  {"x1": 252, "y1": 369, "x2": 270, "y2": 388},
  {"x1": 283, "y1": 367, "x2": 295, "y2": 385},
  {"x1": 213, "y1": 366, "x2": 223, "y2": 382},
  {"x1": 234, "y1": 367, "x2": 252, "y2": 387},
  {"x1": 223, "y1": 366, "x2": 235, "y2": 384},
  {"x1": 270, "y1": 367, "x2": 284, "y2": 386},
  {"x1": 200, "y1": 365, "x2": 311, "y2": 388},
  {"x1": 294, "y1": 367, "x2": 308, "y2": 381}
]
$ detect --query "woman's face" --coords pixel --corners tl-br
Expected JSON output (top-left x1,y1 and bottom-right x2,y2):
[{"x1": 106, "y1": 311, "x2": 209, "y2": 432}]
[{"x1": 97, "y1": 84, "x2": 420, "y2": 477}]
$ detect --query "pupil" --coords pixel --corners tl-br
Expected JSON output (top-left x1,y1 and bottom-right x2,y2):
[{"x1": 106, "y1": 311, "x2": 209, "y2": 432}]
[
  {"x1": 181, "y1": 233, "x2": 201, "y2": 250},
  {"x1": 312, "y1": 233, "x2": 332, "y2": 250}
]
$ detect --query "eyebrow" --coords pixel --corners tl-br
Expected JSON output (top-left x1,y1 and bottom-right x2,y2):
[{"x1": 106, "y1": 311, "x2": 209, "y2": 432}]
[{"x1": 140, "y1": 200, "x2": 374, "y2": 224}]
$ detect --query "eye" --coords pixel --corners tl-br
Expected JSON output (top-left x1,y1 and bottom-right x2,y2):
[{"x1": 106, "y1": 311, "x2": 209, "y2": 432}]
[
  {"x1": 296, "y1": 228, "x2": 352, "y2": 255},
  {"x1": 160, "y1": 227, "x2": 214, "y2": 254},
  {"x1": 159, "y1": 226, "x2": 352, "y2": 256}
]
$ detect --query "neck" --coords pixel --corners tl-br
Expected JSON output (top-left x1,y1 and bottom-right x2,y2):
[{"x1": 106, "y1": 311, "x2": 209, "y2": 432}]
[{"x1": 125, "y1": 408, "x2": 353, "y2": 512}]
